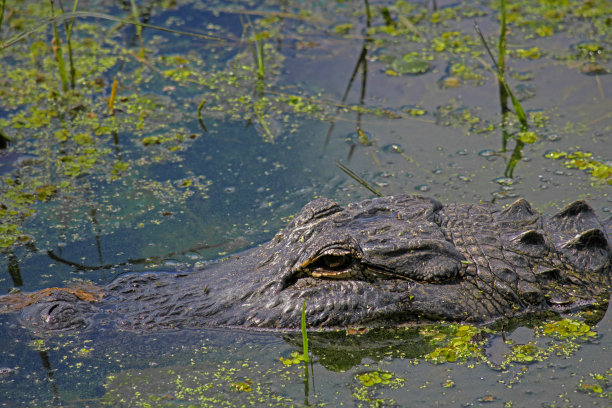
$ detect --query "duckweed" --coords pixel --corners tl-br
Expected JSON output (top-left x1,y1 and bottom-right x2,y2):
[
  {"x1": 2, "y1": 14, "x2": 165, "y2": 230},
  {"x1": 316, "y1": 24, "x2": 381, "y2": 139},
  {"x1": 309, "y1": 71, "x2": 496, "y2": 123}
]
[
  {"x1": 509, "y1": 342, "x2": 546, "y2": 363},
  {"x1": 390, "y1": 53, "x2": 430, "y2": 75},
  {"x1": 539, "y1": 318, "x2": 598, "y2": 340},
  {"x1": 357, "y1": 371, "x2": 394, "y2": 387},
  {"x1": 545, "y1": 151, "x2": 612, "y2": 184},
  {"x1": 514, "y1": 47, "x2": 542, "y2": 59},
  {"x1": 279, "y1": 352, "x2": 306, "y2": 366},
  {"x1": 517, "y1": 131, "x2": 538, "y2": 144},
  {"x1": 423, "y1": 324, "x2": 486, "y2": 364}
]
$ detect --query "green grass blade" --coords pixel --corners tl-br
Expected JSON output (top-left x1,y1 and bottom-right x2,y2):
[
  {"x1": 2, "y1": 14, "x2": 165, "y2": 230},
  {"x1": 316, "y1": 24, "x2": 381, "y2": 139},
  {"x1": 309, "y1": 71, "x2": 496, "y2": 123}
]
[
  {"x1": 108, "y1": 77, "x2": 118, "y2": 115},
  {"x1": 69, "y1": 0, "x2": 79, "y2": 29},
  {"x1": 507, "y1": 85, "x2": 528, "y2": 130},
  {"x1": 61, "y1": 0, "x2": 79, "y2": 89},
  {"x1": 2, "y1": 11, "x2": 224, "y2": 50},
  {"x1": 335, "y1": 161, "x2": 383, "y2": 197},
  {"x1": 256, "y1": 35, "x2": 265, "y2": 80},
  {"x1": 0, "y1": 0, "x2": 5, "y2": 36},
  {"x1": 497, "y1": 0, "x2": 509, "y2": 115},
  {"x1": 196, "y1": 99, "x2": 208, "y2": 132},
  {"x1": 49, "y1": 1, "x2": 69, "y2": 92},
  {"x1": 505, "y1": 140, "x2": 524, "y2": 177},
  {"x1": 130, "y1": 0, "x2": 145, "y2": 57},
  {"x1": 242, "y1": 17, "x2": 265, "y2": 81},
  {"x1": 129, "y1": 0, "x2": 141, "y2": 38},
  {"x1": 52, "y1": 24, "x2": 68, "y2": 92},
  {"x1": 474, "y1": 22, "x2": 528, "y2": 130},
  {"x1": 301, "y1": 300, "x2": 309, "y2": 364}
]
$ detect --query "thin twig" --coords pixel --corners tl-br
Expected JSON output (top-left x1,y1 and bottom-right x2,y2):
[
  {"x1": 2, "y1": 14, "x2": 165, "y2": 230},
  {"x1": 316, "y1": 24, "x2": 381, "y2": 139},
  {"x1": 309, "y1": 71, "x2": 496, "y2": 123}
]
[{"x1": 335, "y1": 161, "x2": 382, "y2": 197}]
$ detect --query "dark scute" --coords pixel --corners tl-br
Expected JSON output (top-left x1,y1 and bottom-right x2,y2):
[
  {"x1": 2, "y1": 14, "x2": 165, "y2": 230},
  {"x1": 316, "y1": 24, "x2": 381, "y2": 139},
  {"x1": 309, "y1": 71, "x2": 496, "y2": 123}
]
[
  {"x1": 553, "y1": 200, "x2": 594, "y2": 219},
  {"x1": 501, "y1": 198, "x2": 535, "y2": 219},
  {"x1": 514, "y1": 229, "x2": 546, "y2": 246},
  {"x1": 534, "y1": 267, "x2": 561, "y2": 283},
  {"x1": 517, "y1": 280, "x2": 544, "y2": 305},
  {"x1": 562, "y1": 228, "x2": 610, "y2": 250},
  {"x1": 291, "y1": 198, "x2": 342, "y2": 227}
]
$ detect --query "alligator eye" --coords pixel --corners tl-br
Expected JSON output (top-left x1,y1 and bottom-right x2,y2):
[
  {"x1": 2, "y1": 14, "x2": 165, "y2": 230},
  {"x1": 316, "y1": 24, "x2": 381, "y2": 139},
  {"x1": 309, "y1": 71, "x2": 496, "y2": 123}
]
[
  {"x1": 306, "y1": 253, "x2": 355, "y2": 279},
  {"x1": 317, "y1": 254, "x2": 353, "y2": 270},
  {"x1": 296, "y1": 250, "x2": 358, "y2": 280}
]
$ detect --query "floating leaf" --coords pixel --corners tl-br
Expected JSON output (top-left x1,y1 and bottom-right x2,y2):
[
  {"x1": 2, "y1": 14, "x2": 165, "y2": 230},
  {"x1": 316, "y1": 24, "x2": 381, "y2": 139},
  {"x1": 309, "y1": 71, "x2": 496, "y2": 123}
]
[
  {"x1": 391, "y1": 54, "x2": 430, "y2": 75},
  {"x1": 518, "y1": 131, "x2": 538, "y2": 144}
]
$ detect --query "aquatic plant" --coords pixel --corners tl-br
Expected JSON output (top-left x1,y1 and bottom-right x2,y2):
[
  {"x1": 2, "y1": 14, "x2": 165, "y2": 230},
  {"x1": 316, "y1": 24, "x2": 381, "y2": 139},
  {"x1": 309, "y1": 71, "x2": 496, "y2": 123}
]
[
  {"x1": 49, "y1": 0, "x2": 69, "y2": 92},
  {"x1": 2, "y1": 10, "x2": 221, "y2": 50},
  {"x1": 539, "y1": 318, "x2": 597, "y2": 340},
  {"x1": 545, "y1": 151, "x2": 612, "y2": 185},
  {"x1": 0, "y1": 0, "x2": 5, "y2": 34},
  {"x1": 357, "y1": 370, "x2": 394, "y2": 387},
  {"x1": 497, "y1": 0, "x2": 509, "y2": 115},
  {"x1": 301, "y1": 300, "x2": 309, "y2": 363},
  {"x1": 424, "y1": 324, "x2": 487, "y2": 364},
  {"x1": 475, "y1": 0, "x2": 537, "y2": 178},
  {"x1": 129, "y1": 0, "x2": 144, "y2": 58},
  {"x1": 107, "y1": 77, "x2": 118, "y2": 116}
]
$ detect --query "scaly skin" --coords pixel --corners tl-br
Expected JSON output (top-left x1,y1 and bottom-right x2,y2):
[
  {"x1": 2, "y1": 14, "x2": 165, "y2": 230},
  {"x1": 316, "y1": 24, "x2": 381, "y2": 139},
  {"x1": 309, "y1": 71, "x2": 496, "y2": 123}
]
[{"x1": 15, "y1": 195, "x2": 612, "y2": 332}]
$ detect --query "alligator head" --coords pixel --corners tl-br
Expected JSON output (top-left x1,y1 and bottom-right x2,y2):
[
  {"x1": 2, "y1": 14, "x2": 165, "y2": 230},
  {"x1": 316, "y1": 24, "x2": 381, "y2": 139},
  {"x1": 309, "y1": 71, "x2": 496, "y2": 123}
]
[
  {"x1": 14, "y1": 195, "x2": 612, "y2": 332},
  {"x1": 201, "y1": 195, "x2": 611, "y2": 329}
]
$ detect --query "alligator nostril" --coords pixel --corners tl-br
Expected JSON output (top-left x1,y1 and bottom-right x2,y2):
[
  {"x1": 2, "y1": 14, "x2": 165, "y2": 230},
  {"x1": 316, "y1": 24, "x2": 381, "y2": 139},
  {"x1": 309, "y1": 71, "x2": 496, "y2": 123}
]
[
  {"x1": 44, "y1": 303, "x2": 60, "y2": 324},
  {"x1": 47, "y1": 303, "x2": 59, "y2": 315}
]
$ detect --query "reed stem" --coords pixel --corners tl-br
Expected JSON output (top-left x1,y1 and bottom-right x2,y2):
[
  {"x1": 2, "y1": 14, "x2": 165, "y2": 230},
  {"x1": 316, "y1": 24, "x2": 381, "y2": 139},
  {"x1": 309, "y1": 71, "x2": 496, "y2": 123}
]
[
  {"x1": 49, "y1": 1, "x2": 69, "y2": 92},
  {"x1": 301, "y1": 300, "x2": 309, "y2": 364}
]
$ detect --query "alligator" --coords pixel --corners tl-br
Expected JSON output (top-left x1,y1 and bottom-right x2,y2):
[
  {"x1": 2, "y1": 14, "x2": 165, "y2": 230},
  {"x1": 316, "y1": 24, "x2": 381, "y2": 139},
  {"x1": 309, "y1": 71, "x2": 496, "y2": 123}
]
[{"x1": 6, "y1": 195, "x2": 612, "y2": 332}]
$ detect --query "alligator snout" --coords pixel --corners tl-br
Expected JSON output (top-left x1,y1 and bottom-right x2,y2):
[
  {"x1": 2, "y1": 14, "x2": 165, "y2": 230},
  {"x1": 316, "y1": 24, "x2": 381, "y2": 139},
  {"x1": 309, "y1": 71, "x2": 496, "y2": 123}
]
[{"x1": 21, "y1": 291, "x2": 92, "y2": 331}]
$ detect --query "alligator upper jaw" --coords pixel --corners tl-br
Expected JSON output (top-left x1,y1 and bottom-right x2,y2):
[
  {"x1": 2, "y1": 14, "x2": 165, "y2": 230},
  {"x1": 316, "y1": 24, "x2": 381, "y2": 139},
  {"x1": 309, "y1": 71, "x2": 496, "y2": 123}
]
[{"x1": 245, "y1": 276, "x2": 471, "y2": 330}]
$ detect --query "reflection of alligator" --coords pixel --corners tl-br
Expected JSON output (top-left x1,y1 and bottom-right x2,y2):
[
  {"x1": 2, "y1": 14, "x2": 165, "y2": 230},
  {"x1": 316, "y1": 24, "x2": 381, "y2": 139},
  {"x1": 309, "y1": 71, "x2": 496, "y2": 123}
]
[{"x1": 12, "y1": 195, "x2": 612, "y2": 332}]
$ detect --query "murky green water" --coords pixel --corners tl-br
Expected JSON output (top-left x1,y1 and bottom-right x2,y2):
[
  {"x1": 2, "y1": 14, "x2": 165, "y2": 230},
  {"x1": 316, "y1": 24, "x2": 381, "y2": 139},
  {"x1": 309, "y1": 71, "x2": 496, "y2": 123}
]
[{"x1": 1, "y1": 0, "x2": 611, "y2": 406}]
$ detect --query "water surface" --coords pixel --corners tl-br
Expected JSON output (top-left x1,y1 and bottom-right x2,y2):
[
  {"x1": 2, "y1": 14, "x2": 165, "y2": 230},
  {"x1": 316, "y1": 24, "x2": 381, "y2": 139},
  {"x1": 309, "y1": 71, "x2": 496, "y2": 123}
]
[{"x1": 0, "y1": 0, "x2": 611, "y2": 406}]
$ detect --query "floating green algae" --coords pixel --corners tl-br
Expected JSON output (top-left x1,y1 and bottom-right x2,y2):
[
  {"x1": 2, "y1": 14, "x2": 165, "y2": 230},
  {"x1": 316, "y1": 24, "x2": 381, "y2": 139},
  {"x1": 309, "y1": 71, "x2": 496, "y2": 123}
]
[
  {"x1": 545, "y1": 151, "x2": 612, "y2": 185},
  {"x1": 539, "y1": 318, "x2": 598, "y2": 340}
]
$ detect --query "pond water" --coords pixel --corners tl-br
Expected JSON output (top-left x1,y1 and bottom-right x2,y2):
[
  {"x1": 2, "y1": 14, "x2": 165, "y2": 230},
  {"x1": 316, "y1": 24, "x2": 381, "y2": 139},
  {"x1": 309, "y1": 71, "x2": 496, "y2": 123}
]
[{"x1": 0, "y1": 0, "x2": 611, "y2": 406}]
